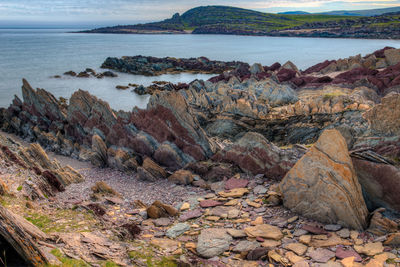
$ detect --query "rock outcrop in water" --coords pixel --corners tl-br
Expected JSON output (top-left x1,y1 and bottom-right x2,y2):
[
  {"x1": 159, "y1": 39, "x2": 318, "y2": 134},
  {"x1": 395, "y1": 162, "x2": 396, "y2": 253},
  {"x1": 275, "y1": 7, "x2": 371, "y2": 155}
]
[
  {"x1": 101, "y1": 55, "x2": 248, "y2": 76},
  {"x1": 1, "y1": 79, "x2": 214, "y2": 172}
]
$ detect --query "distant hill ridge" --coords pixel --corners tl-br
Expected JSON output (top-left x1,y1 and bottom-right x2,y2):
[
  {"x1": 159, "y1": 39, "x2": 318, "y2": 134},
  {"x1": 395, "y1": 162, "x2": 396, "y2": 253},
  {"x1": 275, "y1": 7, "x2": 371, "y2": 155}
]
[
  {"x1": 83, "y1": 5, "x2": 400, "y2": 39},
  {"x1": 280, "y1": 6, "x2": 400, "y2": 16}
]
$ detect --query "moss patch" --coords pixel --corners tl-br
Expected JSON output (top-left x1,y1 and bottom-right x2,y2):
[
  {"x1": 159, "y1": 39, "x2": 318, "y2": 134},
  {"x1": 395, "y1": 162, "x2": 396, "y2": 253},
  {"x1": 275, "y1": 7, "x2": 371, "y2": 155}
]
[
  {"x1": 24, "y1": 208, "x2": 98, "y2": 233},
  {"x1": 44, "y1": 248, "x2": 89, "y2": 267},
  {"x1": 128, "y1": 245, "x2": 178, "y2": 267}
]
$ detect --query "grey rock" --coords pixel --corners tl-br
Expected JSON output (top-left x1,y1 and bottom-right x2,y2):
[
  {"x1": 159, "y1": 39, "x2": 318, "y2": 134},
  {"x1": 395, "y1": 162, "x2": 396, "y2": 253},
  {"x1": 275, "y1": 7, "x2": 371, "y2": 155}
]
[
  {"x1": 337, "y1": 228, "x2": 350, "y2": 238},
  {"x1": 253, "y1": 185, "x2": 267, "y2": 195},
  {"x1": 154, "y1": 217, "x2": 171, "y2": 227},
  {"x1": 293, "y1": 229, "x2": 309, "y2": 237},
  {"x1": 197, "y1": 228, "x2": 233, "y2": 258},
  {"x1": 232, "y1": 240, "x2": 260, "y2": 253},
  {"x1": 308, "y1": 248, "x2": 336, "y2": 263},
  {"x1": 324, "y1": 224, "x2": 342, "y2": 231},
  {"x1": 166, "y1": 223, "x2": 190, "y2": 238}
]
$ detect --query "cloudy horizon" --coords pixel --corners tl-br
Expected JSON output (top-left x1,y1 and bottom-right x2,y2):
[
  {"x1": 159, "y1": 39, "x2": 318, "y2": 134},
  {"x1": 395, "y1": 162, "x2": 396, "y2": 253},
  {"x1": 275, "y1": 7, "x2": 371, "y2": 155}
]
[{"x1": 1, "y1": 0, "x2": 400, "y2": 27}]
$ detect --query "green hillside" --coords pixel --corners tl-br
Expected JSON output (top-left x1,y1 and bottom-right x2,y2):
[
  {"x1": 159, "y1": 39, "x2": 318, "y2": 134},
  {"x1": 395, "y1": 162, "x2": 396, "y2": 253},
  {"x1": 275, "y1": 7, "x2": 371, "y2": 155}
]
[{"x1": 84, "y1": 5, "x2": 400, "y2": 39}]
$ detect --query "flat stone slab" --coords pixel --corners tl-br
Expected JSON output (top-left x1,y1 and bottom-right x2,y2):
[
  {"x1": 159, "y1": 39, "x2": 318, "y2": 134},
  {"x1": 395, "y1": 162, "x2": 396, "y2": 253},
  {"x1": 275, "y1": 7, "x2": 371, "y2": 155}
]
[{"x1": 225, "y1": 178, "x2": 249, "y2": 190}]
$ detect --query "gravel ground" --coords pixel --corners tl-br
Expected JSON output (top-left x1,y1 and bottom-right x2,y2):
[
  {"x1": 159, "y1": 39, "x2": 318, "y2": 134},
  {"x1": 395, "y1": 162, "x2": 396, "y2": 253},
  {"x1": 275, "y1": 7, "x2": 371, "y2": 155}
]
[
  {"x1": 1, "y1": 131, "x2": 207, "y2": 208},
  {"x1": 51, "y1": 152, "x2": 208, "y2": 208}
]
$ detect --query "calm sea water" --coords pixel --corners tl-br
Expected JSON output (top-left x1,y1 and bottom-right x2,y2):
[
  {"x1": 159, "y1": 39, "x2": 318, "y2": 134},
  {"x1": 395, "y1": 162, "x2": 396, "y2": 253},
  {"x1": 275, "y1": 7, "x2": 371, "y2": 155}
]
[{"x1": 1, "y1": 28, "x2": 399, "y2": 111}]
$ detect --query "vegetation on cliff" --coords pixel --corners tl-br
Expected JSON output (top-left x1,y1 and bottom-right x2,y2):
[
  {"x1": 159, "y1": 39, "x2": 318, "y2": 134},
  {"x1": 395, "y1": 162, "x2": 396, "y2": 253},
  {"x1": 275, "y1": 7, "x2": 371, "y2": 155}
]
[{"x1": 83, "y1": 5, "x2": 400, "y2": 39}]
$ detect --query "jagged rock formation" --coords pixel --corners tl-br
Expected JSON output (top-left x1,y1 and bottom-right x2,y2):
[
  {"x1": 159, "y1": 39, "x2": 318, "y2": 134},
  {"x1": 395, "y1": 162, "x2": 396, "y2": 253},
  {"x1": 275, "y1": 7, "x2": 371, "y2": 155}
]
[
  {"x1": 101, "y1": 55, "x2": 248, "y2": 76},
  {"x1": 0, "y1": 80, "x2": 215, "y2": 174},
  {"x1": 0, "y1": 205, "x2": 51, "y2": 266},
  {"x1": 280, "y1": 129, "x2": 369, "y2": 230},
  {"x1": 213, "y1": 132, "x2": 303, "y2": 179}
]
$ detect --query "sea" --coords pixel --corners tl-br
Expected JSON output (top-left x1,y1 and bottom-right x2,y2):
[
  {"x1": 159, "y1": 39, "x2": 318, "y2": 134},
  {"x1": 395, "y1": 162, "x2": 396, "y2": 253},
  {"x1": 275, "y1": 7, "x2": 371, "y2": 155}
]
[{"x1": 1, "y1": 28, "x2": 400, "y2": 111}]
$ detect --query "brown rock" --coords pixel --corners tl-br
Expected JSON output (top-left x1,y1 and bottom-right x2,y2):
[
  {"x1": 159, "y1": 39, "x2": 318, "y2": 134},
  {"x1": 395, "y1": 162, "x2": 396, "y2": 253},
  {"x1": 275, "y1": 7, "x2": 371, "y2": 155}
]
[
  {"x1": 280, "y1": 129, "x2": 369, "y2": 230},
  {"x1": 335, "y1": 247, "x2": 362, "y2": 262},
  {"x1": 307, "y1": 248, "x2": 335, "y2": 263},
  {"x1": 91, "y1": 135, "x2": 108, "y2": 167},
  {"x1": 142, "y1": 157, "x2": 166, "y2": 179},
  {"x1": 224, "y1": 178, "x2": 249, "y2": 190},
  {"x1": 227, "y1": 229, "x2": 247, "y2": 238},
  {"x1": 311, "y1": 233, "x2": 352, "y2": 247},
  {"x1": 168, "y1": 170, "x2": 194, "y2": 185},
  {"x1": 218, "y1": 188, "x2": 248, "y2": 198},
  {"x1": 137, "y1": 167, "x2": 157, "y2": 182},
  {"x1": 352, "y1": 157, "x2": 400, "y2": 213},
  {"x1": 286, "y1": 242, "x2": 307, "y2": 256},
  {"x1": 244, "y1": 224, "x2": 283, "y2": 240},
  {"x1": 146, "y1": 200, "x2": 178, "y2": 219},
  {"x1": 365, "y1": 93, "x2": 400, "y2": 135},
  {"x1": 384, "y1": 48, "x2": 400, "y2": 66},
  {"x1": 384, "y1": 233, "x2": 400, "y2": 246},
  {"x1": 354, "y1": 242, "x2": 384, "y2": 256},
  {"x1": 367, "y1": 208, "x2": 398, "y2": 236},
  {"x1": 199, "y1": 199, "x2": 223, "y2": 208}
]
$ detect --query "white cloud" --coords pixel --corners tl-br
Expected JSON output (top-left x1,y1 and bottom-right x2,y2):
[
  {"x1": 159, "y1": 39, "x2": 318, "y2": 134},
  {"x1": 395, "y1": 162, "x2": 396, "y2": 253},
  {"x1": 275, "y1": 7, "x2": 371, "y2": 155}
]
[{"x1": 0, "y1": 0, "x2": 400, "y2": 22}]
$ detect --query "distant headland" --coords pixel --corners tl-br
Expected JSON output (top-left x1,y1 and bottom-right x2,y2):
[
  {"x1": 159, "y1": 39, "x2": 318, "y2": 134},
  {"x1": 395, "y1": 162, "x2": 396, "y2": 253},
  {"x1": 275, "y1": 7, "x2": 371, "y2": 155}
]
[{"x1": 81, "y1": 5, "x2": 400, "y2": 39}]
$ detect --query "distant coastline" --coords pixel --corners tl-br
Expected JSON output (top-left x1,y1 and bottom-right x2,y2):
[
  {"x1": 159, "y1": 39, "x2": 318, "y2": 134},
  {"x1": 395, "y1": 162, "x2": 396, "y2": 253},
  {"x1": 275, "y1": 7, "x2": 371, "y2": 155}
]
[{"x1": 81, "y1": 5, "x2": 400, "y2": 40}]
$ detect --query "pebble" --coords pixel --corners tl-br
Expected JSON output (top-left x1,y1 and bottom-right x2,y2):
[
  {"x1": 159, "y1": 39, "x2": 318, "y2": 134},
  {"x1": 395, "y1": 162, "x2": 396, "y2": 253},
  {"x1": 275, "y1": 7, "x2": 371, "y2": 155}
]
[
  {"x1": 337, "y1": 228, "x2": 350, "y2": 238},
  {"x1": 293, "y1": 229, "x2": 309, "y2": 237},
  {"x1": 324, "y1": 224, "x2": 342, "y2": 231},
  {"x1": 253, "y1": 185, "x2": 267, "y2": 195}
]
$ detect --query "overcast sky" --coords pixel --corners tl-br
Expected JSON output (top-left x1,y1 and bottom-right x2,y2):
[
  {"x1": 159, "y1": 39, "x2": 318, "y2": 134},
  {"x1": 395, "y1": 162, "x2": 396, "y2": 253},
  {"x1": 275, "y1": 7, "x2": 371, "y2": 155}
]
[{"x1": 1, "y1": 0, "x2": 400, "y2": 26}]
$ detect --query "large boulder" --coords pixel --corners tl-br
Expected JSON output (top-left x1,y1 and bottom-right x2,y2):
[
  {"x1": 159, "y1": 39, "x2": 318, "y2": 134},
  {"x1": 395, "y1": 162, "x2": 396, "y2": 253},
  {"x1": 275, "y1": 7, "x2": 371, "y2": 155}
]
[
  {"x1": 384, "y1": 48, "x2": 400, "y2": 66},
  {"x1": 352, "y1": 158, "x2": 400, "y2": 213},
  {"x1": 364, "y1": 93, "x2": 400, "y2": 135},
  {"x1": 213, "y1": 132, "x2": 300, "y2": 180},
  {"x1": 280, "y1": 129, "x2": 369, "y2": 230},
  {"x1": 67, "y1": 90, "x2": 117, "y2": 144}
]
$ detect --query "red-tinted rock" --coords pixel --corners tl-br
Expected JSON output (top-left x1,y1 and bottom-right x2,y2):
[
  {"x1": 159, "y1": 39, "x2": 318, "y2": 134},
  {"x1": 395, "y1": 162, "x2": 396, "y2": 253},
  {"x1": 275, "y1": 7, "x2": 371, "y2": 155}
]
[
  {"x1": 213, "y1": 132, "x2": 301, "y2": 180},
  {"x1": 264, "y1": 62, "x2": 281, "y2": 72},
  {"x1": 373, "y1": 46, "x2": 395, "y2": 59},
  {"x1": 277, "y1": 68, "x2": 297, "y2": 82},
  {"x1": 302, "y1": 224, "x2": 328, "y2": 235},
  {"x1": 224, "y1": 178, "x2": 249, "y2": 190},
  {"x1": 303, "y1": 60, "x2": 336, "y2": 75},
  {"x1": 199, "y1": 200, "x2": 223, "y2": 208},
  {"x1": 352, "y1": 158, "x2": 400, "y2": 213},
  {"x1": 179, "y1": 209, "x2": 203, "y2": 221},
  {"x1": 335, "y1": 247, "x2": 362, "y2": 262}
]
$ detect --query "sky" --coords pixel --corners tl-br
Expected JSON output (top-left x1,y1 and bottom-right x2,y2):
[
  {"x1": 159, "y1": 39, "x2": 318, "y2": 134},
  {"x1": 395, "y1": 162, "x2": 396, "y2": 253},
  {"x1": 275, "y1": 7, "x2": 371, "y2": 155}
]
[{"x1": 1, "y1": 0, "x2": 400, "y2": 27}]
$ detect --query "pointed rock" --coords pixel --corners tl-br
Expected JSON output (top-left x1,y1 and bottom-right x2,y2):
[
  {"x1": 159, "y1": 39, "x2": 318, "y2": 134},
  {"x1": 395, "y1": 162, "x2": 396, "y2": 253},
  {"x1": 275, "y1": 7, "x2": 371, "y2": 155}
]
[{"x1": 280, "y1": 129, "x2": 368, "y2": 230}]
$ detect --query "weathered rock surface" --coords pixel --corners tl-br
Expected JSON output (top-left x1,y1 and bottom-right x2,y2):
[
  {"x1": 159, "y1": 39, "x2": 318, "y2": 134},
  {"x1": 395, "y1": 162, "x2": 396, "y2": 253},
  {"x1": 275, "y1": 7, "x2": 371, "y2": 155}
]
[
  {"x1": 101, "y1": 55, "x2": 247, "y2": 76},
  {"x1": 213, "y1": 132, "x2": 301, "y2": 179},
  {"x1": 364, "y1": 92, "x2": 400, "y2": 135},
  {"x1": 0, "y1": 80, "x2": 216, "y2": 176},
  {"x1": 280, "y1": 129, "x2": 369, "y2": 229},
  {"x1": 196, "y1": 228, "x2": 232, "y2": 258},
  {"x1": 352, "y1": 158, "x2": 400, "y2": 213}
]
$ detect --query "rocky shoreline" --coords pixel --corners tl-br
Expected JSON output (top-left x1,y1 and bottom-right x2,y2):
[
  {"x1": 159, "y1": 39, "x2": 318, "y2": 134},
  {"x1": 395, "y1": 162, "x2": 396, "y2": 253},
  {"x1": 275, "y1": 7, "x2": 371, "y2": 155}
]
[{"x1": 1, "y1": 47, "x2": 400, "y2": 266}]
